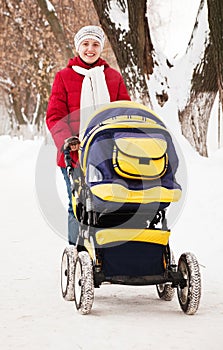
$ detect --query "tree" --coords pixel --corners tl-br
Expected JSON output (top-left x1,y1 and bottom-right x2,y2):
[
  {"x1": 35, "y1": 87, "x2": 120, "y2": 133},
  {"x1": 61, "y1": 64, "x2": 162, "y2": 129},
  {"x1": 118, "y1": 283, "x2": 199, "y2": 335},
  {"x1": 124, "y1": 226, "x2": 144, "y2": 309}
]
[
  {"x1": 93, "y1": 0, "x2": 223, "y2": 157},
  {"x1": 36, "y1": 0, "x2": 74, "y2": 62},
  {"x1": 92, "y1": 0, "x2": 168, "y2": 107},
  {"x1": 0, "y1": 0, "x2": 61, "y2": 136},
  {"x1": 178, "y1": 0, "x2": 223, "y2": 156}
]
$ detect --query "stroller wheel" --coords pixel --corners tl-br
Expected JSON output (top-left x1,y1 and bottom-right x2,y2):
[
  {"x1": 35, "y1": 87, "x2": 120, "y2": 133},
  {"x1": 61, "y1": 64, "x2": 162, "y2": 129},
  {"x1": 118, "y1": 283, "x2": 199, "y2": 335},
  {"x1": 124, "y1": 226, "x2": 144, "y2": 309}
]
[
  {"x1": 74, "y1": 251, "x2": 94, "y2": 315},
  {"x1": 61, "y1": 246, "x2": 77, "y2": 301},
  {"x1": 177, "y1": 252, "x2": 201, "y2": 315},
  {"x1": 156, "y1": 283, "x2": 175, "y2": 301},
  {"x1": 156, "y1": 249, "x2": 175, "y2": 301}
]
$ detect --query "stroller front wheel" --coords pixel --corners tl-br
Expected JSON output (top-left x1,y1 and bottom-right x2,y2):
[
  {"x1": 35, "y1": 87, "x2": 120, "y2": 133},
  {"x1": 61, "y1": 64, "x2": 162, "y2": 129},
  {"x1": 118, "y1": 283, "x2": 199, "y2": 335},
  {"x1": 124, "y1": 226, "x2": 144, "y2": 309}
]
[
  {"x1": 74, "y1": 251, "x2": 94, "y2": 315},
  {"x1": 61, "y1": 246, "x2": 77, "y2": 301}
]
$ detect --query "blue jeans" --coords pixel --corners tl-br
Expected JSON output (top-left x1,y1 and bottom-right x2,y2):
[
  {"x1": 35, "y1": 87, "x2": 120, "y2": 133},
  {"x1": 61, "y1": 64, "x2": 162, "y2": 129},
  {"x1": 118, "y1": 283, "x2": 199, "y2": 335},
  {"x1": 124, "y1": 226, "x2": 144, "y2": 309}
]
[{"x1": 60, "y1": 167, "x2": 79, "y2": 245}]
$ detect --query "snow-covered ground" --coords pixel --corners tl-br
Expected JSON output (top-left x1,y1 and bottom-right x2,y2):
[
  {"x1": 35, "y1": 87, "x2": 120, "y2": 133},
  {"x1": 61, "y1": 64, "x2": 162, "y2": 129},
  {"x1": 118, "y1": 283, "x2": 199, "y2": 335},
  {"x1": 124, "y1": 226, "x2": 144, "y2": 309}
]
[
  {"x1": 1, "y1": 0, "x2": 223, "y2": 348},
  {"x1": 0, "y1": 124, "x2": 223, "y2": 350}
]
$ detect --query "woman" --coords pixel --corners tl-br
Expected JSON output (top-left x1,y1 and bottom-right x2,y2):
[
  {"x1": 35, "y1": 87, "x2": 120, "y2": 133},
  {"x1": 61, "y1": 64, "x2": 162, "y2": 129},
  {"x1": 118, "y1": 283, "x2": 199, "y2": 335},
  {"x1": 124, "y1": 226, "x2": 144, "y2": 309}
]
[{"x1": 46, "y1": 25, "x2": 131, "y2": 245}]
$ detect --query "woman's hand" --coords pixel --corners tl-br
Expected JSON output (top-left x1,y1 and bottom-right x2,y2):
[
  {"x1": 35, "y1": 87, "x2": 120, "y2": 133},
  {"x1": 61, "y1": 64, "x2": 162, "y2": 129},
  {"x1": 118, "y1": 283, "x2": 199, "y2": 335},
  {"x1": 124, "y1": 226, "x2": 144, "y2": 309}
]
[{"x1": 64, "y1": 136, "x2": 80, "y2": 151}]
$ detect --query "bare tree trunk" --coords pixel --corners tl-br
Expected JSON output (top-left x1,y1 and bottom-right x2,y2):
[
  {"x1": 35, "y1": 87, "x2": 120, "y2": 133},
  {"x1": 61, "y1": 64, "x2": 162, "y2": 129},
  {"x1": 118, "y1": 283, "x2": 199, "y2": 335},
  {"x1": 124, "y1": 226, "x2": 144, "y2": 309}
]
[
  {"x1": 92, "y1": 0, "x2": 154, "y2": 105},
  {"x1": 36, "y1": 0, "x2": 74, "y2": 62},
  {"x1": 179, "y1": 0, "x2": 223, "y2": 156},
  {"x1": 207, "y1": 0, "x2": 223, "y2": 105},
  {"x1": 11, "y1": 89, "x2": 26, "y2": 125},
  {"x1": 179, "y1": 41, "x2": 218, "y2": 157},
  {"x1": 179, "y1": 92, "x2": 216, "y2": 157}
]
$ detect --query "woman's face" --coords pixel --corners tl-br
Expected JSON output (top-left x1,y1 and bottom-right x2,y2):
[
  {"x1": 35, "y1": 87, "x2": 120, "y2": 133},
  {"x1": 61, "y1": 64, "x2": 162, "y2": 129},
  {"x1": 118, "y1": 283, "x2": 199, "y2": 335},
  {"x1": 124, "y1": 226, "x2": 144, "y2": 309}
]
[{"x1": 78, "y1": 39, "x2": 101, "y2": 64}]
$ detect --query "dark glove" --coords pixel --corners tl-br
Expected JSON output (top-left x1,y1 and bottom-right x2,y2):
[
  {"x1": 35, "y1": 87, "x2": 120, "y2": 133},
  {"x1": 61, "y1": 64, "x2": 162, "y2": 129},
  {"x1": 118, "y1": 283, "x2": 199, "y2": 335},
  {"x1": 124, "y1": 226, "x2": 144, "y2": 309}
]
[{"x1": 64, "y1": 136, "x2": 80, "y2": 150}]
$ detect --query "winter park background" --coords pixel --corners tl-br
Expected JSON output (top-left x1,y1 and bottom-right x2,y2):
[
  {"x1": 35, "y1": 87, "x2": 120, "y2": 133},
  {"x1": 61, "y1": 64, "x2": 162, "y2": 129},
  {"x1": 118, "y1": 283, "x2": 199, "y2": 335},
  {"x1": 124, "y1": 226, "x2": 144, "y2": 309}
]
[{"x1": 1, "y1": 1, "x2": 223, "y2": 349}]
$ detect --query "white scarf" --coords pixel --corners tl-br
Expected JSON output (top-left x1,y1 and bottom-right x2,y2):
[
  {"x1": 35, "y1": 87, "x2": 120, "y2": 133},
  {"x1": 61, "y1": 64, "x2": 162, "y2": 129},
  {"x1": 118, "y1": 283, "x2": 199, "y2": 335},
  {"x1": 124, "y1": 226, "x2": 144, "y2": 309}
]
[{"x1": 72, "y1": 65, "x2": 110, "y2": 139}]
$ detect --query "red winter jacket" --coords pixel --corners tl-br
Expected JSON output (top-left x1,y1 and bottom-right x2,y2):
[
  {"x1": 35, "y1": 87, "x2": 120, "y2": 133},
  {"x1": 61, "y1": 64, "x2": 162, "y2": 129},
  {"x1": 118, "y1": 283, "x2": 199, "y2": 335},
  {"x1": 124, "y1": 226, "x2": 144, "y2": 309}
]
[{"x1": 46, "y1": 56, "x2": 131, "y2": 167}]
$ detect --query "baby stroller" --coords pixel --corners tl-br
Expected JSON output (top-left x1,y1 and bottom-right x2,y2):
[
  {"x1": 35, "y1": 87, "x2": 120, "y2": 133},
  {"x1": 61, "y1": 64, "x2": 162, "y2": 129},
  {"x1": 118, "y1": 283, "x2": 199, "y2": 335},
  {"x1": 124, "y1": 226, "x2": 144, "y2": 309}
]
[{"x1": 60, "y1": 101, "x2": 201, "y2": 315}]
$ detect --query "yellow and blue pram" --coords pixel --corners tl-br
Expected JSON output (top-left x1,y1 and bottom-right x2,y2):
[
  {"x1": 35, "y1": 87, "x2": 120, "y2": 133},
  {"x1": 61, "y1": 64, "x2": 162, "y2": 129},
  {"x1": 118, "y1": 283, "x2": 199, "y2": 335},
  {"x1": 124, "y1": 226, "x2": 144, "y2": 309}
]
[{"x1": 61, "y1": 101, "x2": 201, "y2": 315}]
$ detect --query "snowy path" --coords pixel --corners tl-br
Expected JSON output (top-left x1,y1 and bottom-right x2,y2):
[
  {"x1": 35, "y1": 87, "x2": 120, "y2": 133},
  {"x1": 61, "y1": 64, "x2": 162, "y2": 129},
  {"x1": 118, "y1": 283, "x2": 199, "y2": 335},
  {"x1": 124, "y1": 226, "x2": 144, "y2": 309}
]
[{"x1": 0, "y1": 137, "x2": 223, "y2": 350}]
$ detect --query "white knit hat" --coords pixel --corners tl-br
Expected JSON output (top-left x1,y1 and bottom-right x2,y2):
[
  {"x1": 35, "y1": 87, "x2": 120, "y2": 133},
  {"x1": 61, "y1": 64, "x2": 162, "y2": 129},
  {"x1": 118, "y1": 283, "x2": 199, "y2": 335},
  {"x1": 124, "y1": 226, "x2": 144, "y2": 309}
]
[{"x1": 74, "y1": 25, "x2": 105, "y2": 52}]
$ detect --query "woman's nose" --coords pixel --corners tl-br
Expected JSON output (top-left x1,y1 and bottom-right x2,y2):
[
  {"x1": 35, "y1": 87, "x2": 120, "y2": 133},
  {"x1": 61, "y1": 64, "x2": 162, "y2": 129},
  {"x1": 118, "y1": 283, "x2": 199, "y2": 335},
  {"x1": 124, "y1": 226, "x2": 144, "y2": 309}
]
[{"x1": 87, "y1": 46, "x2": 93, "y2": 51}]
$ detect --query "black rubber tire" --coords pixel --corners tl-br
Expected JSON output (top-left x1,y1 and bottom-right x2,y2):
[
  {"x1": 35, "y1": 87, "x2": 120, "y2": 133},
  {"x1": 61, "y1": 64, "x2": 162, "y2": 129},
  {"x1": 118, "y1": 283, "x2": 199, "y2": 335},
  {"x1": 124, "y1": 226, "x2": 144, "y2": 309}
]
[
  {"x1": 74, "y1": 251, "x2": 94, "y2": 315},
  {"x1": 177, "y1": 252, "x2": 201, "y2": 315},
  {"x1": 156, "y1": 283, "x2": 175, "y2": 301},
  {"x1": 156, "y1": 250, "x2": 175, "y2": 301},
  {"x1": 61, "y1": 246, "x2": 77, "y2": 301}
]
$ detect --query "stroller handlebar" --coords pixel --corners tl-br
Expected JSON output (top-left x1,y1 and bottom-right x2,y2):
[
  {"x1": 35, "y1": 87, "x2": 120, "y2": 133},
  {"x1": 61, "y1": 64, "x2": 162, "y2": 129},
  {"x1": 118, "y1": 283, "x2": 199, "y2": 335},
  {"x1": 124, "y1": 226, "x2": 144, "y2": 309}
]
[{"x1": 63, "y1": 148, "x2": 73, "y2": 177}]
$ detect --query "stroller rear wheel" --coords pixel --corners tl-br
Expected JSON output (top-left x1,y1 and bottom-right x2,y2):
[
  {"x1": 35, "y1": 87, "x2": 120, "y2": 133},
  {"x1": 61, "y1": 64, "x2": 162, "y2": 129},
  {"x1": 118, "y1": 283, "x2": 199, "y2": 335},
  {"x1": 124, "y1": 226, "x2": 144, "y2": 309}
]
[
  {"x1": 177, "y1": 252, "x2": 201, "y2": 315},
  {"x1": 74, "y1": 251, "x2": 94, "y2": 315},
  {"x1": 156, "y1": 249, "x2": 175, "y2": 301},
  {"x1": 61, "y1": 246, "x2": 77, "y2": 301},
  {"x1": 156, "y1": 283, "x2": 175, "y2": 301}
]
